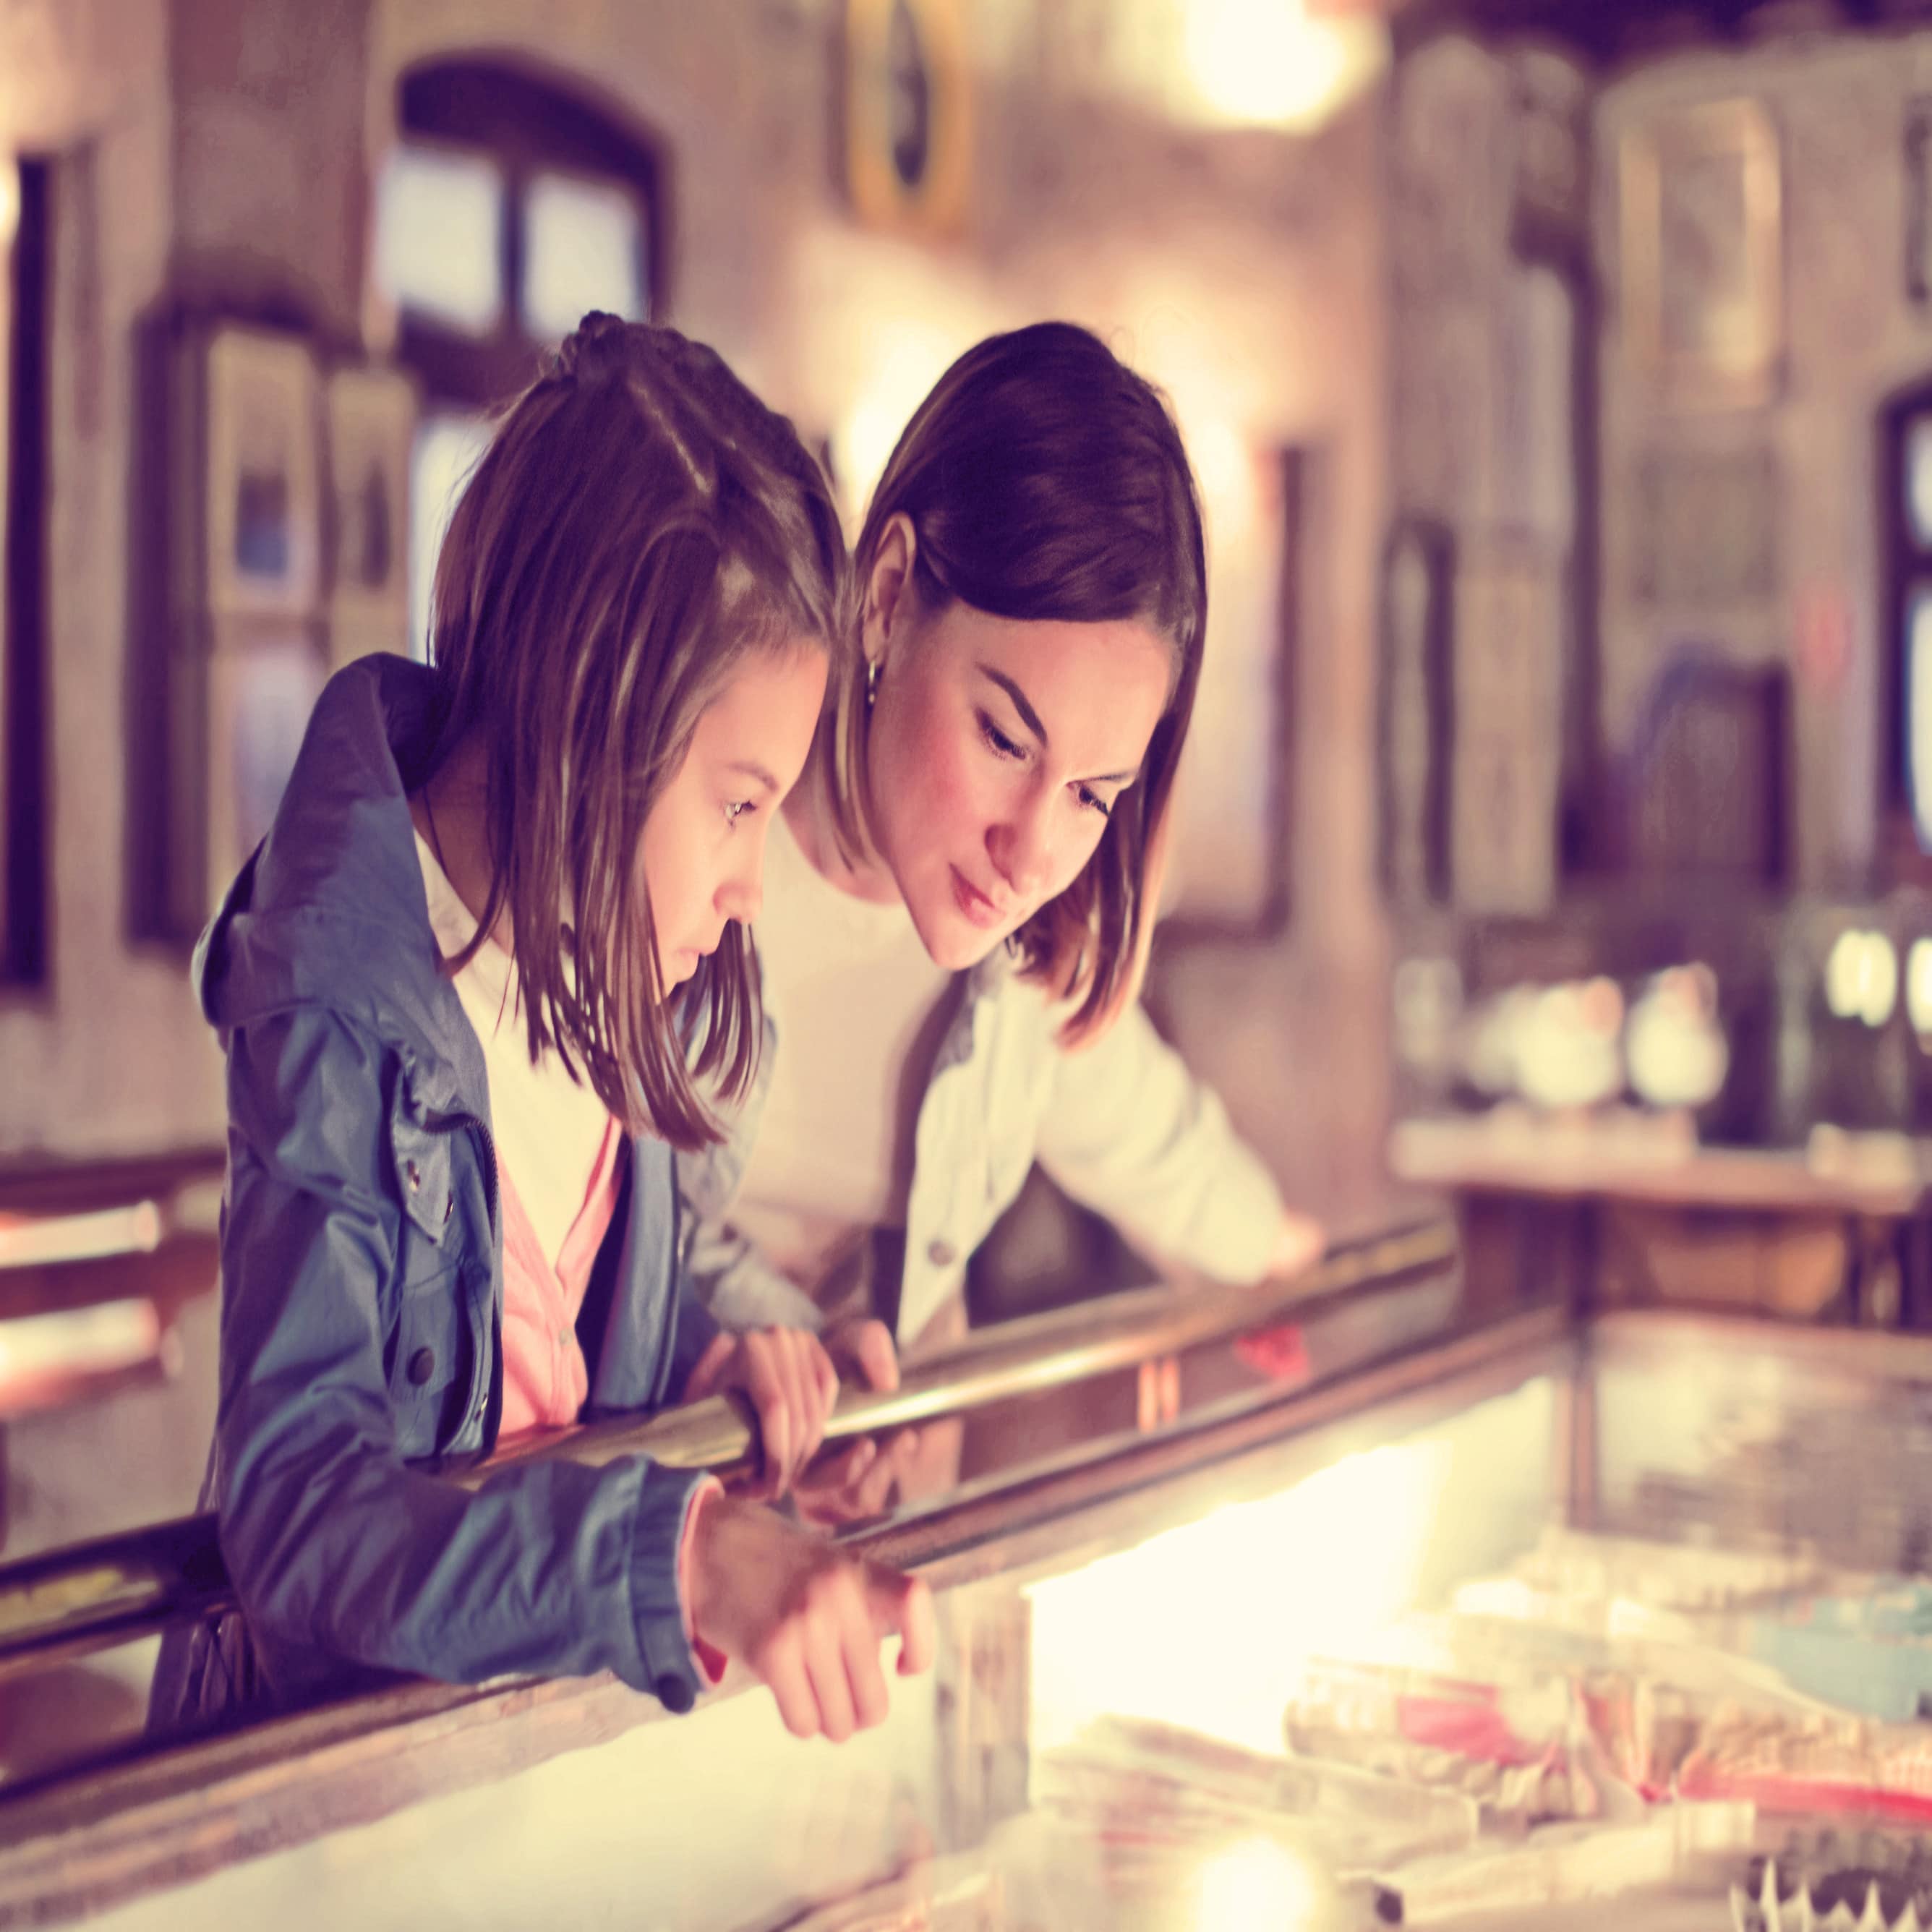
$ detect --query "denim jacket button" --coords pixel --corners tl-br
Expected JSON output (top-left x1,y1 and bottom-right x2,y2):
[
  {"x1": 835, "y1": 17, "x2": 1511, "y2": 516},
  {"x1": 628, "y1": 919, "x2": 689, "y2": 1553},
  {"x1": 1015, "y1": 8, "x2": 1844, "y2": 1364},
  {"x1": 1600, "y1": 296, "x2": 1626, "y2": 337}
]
[
  {"x1": 926, "y1": 1239, "x2": 955, "y2": 1269},
  {"x1": 406, "y1": 1160, "x2": 422, "y2": 1193},
  {"x1": 443, "y1": 1194, "x2": 454, "y2": 1223},
  {"x1": 407, "y1": 1346, "x2": 436, "y2": 1385}
]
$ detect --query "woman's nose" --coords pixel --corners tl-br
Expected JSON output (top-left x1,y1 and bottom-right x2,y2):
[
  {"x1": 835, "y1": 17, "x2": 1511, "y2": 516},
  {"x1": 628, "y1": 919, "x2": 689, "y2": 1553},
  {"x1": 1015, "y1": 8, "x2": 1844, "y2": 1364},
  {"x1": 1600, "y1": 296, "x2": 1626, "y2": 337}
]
[{"x1": 989, "y1": 794, "x2": 1053, "y2": 901}]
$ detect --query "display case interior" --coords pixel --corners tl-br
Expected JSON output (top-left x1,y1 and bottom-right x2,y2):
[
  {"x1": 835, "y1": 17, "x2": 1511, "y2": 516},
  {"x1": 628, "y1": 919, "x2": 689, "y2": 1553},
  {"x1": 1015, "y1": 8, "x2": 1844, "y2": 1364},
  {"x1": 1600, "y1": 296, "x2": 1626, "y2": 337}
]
[{"x1": 14, "y1": 1255, "x2": 1932, "y2": 1928}]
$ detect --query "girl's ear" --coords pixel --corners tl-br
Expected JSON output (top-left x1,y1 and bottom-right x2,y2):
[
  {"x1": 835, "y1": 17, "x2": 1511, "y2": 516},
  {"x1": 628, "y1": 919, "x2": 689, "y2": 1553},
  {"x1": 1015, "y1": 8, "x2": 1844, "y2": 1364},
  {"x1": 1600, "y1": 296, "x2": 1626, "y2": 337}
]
[{"x1": 862, "y1": 513, "x2": 919, "y2": 666}]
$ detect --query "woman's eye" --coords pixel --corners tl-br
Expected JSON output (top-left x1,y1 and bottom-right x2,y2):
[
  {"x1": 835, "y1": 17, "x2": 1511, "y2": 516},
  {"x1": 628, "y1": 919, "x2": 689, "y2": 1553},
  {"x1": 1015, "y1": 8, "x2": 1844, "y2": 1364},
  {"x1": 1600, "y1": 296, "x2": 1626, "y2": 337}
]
[
  {"x1": 723, "y1": 799, "x2": 756, "y2": 826},
  {"x1": 979, "y1": 714, "x2": 1025, "y2": 761},
  {"x1": 1077, "y1": 785, "x2": 1114, "y2": 820}
]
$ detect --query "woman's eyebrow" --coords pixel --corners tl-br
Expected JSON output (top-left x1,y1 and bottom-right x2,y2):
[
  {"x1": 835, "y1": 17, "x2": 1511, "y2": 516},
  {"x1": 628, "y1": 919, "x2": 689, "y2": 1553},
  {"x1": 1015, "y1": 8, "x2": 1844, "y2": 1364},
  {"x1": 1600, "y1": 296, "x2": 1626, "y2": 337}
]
[
  {"x1": 978, "y1": 665, "x2": 1048, "y2": 745},
  {"x1": 980, "y1": 664, "x2": 1140, "y2": 784}
]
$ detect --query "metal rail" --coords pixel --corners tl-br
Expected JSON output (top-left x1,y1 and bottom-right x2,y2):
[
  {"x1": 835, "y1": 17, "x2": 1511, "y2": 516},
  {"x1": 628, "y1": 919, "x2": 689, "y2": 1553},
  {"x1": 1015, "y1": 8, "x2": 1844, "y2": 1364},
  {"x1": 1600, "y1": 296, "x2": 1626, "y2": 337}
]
[{"x1": 0, "y1": 1215, "x2": 1456, "y2": 1682}]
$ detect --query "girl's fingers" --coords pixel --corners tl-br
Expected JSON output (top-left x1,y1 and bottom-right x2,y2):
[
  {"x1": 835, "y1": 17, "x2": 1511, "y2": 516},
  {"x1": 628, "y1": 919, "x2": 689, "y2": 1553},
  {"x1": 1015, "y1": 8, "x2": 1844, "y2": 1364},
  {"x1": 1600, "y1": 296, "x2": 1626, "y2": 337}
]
[
  {"x1": 864, "y1": 1566, "x2": 935, "y2": 1678},
  {"x1": 683, "y1": 1330, "x2": 734, "y2": 1403},
  {"x1": 806, "y1": 1630, "x2": 860, "y2": 1745},
  {"x1": 841, "y1": 1319, "x2": 899, "y2": 1393},
  {"x1": 844, "y1": 1620, "x2": 891, "y2": 1732},
  {"x1": 746, "y1": 1339, "x2": 792, "y2": 1495},
  {"x1": 898, "y1": 1577, "x2": 936, "y2": 1677},
  {"x1": 761, "y1": 1644, "x2": 820, "y2": 1741},
  {"x1": 809, "y1": 1335, "x2": 840, "y2": 1424},
  {"x1": 787, "y1": 1333, "x2": 832, "y2": 1471}
]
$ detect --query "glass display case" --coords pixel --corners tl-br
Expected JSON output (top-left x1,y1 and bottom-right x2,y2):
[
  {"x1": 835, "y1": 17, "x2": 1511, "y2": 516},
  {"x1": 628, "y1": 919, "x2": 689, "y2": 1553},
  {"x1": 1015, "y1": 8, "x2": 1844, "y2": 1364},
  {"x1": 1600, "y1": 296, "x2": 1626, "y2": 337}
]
[{"x1": 8, "y1": 1231, "x2": 1932, "y2": 1929}]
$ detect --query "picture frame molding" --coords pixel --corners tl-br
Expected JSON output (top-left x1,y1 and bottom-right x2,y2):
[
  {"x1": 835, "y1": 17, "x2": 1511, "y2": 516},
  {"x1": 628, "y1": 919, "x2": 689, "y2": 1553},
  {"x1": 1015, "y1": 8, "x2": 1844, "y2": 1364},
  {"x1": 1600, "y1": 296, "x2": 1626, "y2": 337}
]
[{"x1": 1619, "y1": 96, "x2": 1783, "y2": 412}]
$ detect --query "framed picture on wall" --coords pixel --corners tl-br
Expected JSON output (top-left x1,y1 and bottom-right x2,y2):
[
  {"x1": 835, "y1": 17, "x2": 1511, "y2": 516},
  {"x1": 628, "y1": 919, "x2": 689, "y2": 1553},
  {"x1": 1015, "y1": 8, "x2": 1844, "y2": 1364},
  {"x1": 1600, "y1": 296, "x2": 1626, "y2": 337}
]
[
  {"x1": 193, "y1": 325, "x2": 323, "y2": 619},
  {"x1": 839, "y1": 0, "x2": 973, "y2": 239},
  {"x1": 157, "y1": 322, "x2": 328, "y2": 939},
  {"x1": 1450, "y1": 529, "x2": 1564, "y2": 918},
  {"x1": 163, "y1": 624, "x2": 328, "y2": 939},
  {"x1": 1378, "y1": 517, "x2": 1455, "y2": 907},
  {"x1": 1620, "y1": 98, "x2": 1782, "y2": 411},
  {"x1": 1508, "y1": 47, "x2": 1588, "y2": 250},
  {"x1": 325, "y1": 362, "x2": 417, "y2": 663},
  {"x1": 1907, "y1": 97, "x2": 1932, "y2": 311}
]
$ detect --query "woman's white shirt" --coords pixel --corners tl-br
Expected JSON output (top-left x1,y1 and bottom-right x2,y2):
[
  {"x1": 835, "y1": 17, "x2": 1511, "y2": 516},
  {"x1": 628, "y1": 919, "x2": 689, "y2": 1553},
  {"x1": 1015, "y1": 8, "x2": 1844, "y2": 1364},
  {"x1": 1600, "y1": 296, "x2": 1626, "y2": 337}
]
[
  {"x1": 680, "y1": 821, "x2": 1288, "y2": 1348},
  {"x1": 724, "y1": 809, "x2": 953, "y2": 1298}
]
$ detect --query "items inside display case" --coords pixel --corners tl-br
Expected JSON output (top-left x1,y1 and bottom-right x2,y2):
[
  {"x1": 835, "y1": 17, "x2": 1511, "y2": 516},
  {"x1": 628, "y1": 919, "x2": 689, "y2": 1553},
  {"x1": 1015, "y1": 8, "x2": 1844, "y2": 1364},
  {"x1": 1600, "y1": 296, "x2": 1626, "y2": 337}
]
[{"x1": 907, "y1": 1333, "x2": 1932, "y2": 1928}]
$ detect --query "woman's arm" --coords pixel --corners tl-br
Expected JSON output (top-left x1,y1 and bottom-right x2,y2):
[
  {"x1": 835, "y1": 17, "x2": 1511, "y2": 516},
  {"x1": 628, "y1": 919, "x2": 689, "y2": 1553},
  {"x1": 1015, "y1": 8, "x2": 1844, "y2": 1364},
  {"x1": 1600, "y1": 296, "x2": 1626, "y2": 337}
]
[
  {"x1": 680, "y1": 1209, "x2": 829, "y2": 1331},
  {"x1": 1034, "y1": 999, "x2": 1316, "y2": 1285}
]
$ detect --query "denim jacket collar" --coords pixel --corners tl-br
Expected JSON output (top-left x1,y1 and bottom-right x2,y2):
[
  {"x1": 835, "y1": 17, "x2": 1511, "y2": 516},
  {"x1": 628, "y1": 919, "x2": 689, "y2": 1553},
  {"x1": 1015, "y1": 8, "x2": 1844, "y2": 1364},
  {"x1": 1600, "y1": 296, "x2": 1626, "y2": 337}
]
[{"x1": 192, "y1": 656, "x2": 491, "y2": 1129}]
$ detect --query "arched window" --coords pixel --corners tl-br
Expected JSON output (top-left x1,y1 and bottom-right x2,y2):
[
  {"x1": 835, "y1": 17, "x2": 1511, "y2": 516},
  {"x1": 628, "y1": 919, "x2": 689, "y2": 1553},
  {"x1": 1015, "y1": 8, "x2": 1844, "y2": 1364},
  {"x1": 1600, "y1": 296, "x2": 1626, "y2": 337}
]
[
  {"x1": 1880, "y1": 377, "x2": 1932, "y2": 873},
  {"x1": 372, "y1": 59, "x2": 667, "y2": 655}
]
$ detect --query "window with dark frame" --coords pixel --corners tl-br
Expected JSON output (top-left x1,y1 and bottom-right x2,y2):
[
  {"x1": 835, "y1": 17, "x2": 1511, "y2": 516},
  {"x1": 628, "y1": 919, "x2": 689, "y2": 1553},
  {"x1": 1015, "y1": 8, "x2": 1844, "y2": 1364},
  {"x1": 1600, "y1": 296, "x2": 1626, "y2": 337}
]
[
  {"x1": 375, "y1": 61, "x2": 667, "y2": 660},
  {"x1": 2, "y1": 156, "x2": 50, "y2": 986}
]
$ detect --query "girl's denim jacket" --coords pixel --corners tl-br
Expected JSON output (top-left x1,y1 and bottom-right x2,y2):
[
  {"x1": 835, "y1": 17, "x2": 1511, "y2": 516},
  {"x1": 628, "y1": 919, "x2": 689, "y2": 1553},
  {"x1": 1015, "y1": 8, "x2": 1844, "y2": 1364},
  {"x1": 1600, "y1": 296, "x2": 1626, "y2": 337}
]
[
  {"x1": 150, "y1": 657, "x2": 719, "y2": 1735},
  {"x1": 680, "y1": 944, "x2": 1286, "y2": 1349}
]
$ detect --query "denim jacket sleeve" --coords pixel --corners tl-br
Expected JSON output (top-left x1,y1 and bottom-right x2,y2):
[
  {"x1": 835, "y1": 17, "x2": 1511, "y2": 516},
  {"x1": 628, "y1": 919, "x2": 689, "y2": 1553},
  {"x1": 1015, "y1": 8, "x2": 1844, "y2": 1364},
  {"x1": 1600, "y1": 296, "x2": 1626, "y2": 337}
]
[
  {"x1": 216, "y1": 1006, "x2": 712, "y2": 1707},
  {"x1": 1034, "y1": 999, "x2": 1286, "y2": 1284},
  {"x1": 681, "y1": 1214, "x2": 827, "y2": 1332},
  {"x1": 673, "y1": 1014, "x2": 826, "y2": 1333}
]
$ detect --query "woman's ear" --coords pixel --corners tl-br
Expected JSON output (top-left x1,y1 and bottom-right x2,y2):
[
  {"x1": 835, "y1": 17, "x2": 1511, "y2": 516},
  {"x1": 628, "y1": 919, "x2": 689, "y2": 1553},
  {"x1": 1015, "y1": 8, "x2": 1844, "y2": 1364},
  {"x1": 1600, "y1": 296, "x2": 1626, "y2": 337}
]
[{"x1": 862, "y1": 513, "x2": 919, "y2": 664}]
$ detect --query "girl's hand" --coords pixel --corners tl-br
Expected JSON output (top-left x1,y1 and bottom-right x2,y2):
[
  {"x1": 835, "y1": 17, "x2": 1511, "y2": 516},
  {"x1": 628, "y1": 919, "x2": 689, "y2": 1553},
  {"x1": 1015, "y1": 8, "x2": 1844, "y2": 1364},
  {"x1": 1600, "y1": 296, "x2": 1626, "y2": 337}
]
[
  {"x1": 684, "y1": 1492, "x2": 936, "y2": 1742},
  {"x1": 683, "y1": 1328, "x2": 839, "y2": 1499}
]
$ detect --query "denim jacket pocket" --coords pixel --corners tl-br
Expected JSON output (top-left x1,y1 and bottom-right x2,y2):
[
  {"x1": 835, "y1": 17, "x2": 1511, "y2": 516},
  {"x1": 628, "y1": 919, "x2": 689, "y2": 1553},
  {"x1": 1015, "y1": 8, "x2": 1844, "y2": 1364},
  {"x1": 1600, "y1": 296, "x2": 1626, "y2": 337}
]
[{"x1": 389, "y1": 1114, "x2": 455, "y2": 1247}]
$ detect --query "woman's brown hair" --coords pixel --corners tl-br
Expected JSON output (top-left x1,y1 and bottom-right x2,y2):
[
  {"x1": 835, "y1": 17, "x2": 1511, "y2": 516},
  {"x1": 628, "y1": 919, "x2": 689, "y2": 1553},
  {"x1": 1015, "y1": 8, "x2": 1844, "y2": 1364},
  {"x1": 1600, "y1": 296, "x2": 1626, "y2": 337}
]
[
  {"x1": 427, "y1": 314, "x2": 847, "y2": 1148},
  {"x1": 832, "y1": 321, "x2": 1205, "y2": 1046}
]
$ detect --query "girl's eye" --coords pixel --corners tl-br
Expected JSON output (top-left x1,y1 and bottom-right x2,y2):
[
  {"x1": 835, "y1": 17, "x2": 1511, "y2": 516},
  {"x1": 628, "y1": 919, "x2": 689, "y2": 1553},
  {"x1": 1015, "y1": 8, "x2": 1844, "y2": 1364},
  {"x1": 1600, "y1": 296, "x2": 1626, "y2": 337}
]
[
  {"x1": 978, "y1": 714, "x2": 1025, "y2": 761},
  {"x1": 723, "y1": 799, "x2": 756, "y2": 827},
  {"x1": 1077, "y1": 785, "x2": 1114, "y2": 820}
]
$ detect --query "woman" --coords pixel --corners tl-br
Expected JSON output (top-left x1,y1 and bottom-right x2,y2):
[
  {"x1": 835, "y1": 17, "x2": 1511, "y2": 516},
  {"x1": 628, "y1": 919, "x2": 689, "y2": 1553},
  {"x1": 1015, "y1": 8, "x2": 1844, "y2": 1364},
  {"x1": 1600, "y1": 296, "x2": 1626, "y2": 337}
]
[{"x1": 679, "y1": 321, "x2": 1323, "y2": 1512}]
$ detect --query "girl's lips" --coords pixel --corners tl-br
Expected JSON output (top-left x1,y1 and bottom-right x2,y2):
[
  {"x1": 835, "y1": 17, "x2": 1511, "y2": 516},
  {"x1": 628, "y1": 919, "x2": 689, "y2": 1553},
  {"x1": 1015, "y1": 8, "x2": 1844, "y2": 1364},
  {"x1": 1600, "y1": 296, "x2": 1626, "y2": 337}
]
[{"x1": 950, "y1": 866, "x2": 1005, "y2": 931}]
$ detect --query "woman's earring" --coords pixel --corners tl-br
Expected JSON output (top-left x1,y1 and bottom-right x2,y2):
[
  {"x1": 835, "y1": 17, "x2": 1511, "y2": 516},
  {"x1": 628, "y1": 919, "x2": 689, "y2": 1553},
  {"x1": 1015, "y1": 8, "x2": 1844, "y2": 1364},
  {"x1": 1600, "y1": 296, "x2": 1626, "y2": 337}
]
[{"x1": 865, "y1": 657, "x2": 881, "y2": 711}]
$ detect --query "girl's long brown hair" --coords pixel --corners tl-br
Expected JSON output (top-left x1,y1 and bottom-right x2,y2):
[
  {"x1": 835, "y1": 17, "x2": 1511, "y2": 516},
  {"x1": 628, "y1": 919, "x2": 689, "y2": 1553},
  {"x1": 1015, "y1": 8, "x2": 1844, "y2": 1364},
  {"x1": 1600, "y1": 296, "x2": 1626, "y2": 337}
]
[
  {"x1": 427, "y1": 315, "x2": 847, "y2": 1147},
  {"x1": 832, "y1": 322, "x2": 1206, "y2": 1046}
]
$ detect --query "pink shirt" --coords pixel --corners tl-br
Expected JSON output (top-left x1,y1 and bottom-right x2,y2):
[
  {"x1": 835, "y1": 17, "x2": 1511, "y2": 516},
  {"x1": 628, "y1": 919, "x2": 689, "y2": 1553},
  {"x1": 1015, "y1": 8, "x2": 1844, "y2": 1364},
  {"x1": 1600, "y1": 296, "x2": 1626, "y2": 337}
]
[{"x1": 495, "y1": 1117, "x2": 621, "y2": 1439}]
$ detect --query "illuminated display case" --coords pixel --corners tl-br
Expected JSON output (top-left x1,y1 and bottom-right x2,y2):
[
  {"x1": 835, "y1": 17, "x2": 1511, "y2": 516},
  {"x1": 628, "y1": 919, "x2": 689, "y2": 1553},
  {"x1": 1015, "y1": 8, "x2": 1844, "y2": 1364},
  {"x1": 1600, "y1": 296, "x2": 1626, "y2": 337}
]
[{"x1": 10, "y1": 1237, "x2": 1932, "y2": 1929}]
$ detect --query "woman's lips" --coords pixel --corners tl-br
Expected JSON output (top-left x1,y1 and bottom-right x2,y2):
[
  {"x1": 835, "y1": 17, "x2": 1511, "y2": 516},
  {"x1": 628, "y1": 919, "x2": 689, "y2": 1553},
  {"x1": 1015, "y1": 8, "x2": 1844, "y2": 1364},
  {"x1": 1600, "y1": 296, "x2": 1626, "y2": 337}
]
[{"x1": 950, "y1": 866, "x2": 1006, "y2": 931}]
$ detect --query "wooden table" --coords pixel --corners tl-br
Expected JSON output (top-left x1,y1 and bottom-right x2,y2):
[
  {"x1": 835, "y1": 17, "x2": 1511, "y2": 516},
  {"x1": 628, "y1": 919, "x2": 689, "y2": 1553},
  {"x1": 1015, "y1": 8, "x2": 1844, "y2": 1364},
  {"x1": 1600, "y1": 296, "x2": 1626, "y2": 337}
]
[{"x1": 1388, "y1": 1114, "x2": 1932, "y2": 1327}]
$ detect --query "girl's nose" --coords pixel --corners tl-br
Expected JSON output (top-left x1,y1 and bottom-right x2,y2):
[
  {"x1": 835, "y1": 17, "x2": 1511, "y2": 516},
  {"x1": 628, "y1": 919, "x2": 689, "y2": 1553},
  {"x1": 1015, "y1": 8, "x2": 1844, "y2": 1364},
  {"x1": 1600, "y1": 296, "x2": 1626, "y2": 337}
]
[{"x1": 719, "y1": 852, "x2": 764, "y2": 926}]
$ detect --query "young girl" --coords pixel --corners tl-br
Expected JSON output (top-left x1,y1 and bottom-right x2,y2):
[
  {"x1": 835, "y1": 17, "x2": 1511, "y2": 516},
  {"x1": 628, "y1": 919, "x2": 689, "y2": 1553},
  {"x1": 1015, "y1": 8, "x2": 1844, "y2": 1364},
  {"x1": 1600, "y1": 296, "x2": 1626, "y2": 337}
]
[
  {"x1": 680, "y1": 322, "x2": 1326, "y2": 1516},
  {"x1": 152, "y1": 315, "x2": 930, "y2": 1745}
]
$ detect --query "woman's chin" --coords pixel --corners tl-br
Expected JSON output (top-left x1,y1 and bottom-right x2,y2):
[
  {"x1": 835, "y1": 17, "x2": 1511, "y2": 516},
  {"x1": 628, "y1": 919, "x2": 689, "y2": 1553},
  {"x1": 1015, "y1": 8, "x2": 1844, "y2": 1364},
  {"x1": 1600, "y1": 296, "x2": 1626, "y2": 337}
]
[{"x1": 907, "y1": 898, "x2": 1000, "y2": 973}]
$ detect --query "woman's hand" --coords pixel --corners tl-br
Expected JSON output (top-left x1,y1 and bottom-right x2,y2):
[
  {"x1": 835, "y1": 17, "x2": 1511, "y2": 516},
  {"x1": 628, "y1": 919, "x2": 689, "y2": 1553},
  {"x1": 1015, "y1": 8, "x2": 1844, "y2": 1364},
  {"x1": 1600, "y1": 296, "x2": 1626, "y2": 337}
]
[
  {"x1": 792, "y1": 1317, "x2": 923, "y2": 1524},
  {"x1": 684, "y1": 1490, "x2": 935, "y2": 1742},
  {"x1": 683, "y1": 1327, "x2": 839, "y2": 1500},
  {"x1": 1235, "y1": 1210, "x2": 1327, "y2": 1385},
  {"x1": 1266, "y1": 1210, "x2": 1326, "y2": 1283}
]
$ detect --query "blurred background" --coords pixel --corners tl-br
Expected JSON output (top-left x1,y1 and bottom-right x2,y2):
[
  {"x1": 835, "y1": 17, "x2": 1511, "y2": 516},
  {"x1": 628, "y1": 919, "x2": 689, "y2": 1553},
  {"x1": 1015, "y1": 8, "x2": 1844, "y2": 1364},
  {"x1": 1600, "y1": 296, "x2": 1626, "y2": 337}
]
[{"x1": 6, "y1": 0, "x2": 1932, "y2": 1611}]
